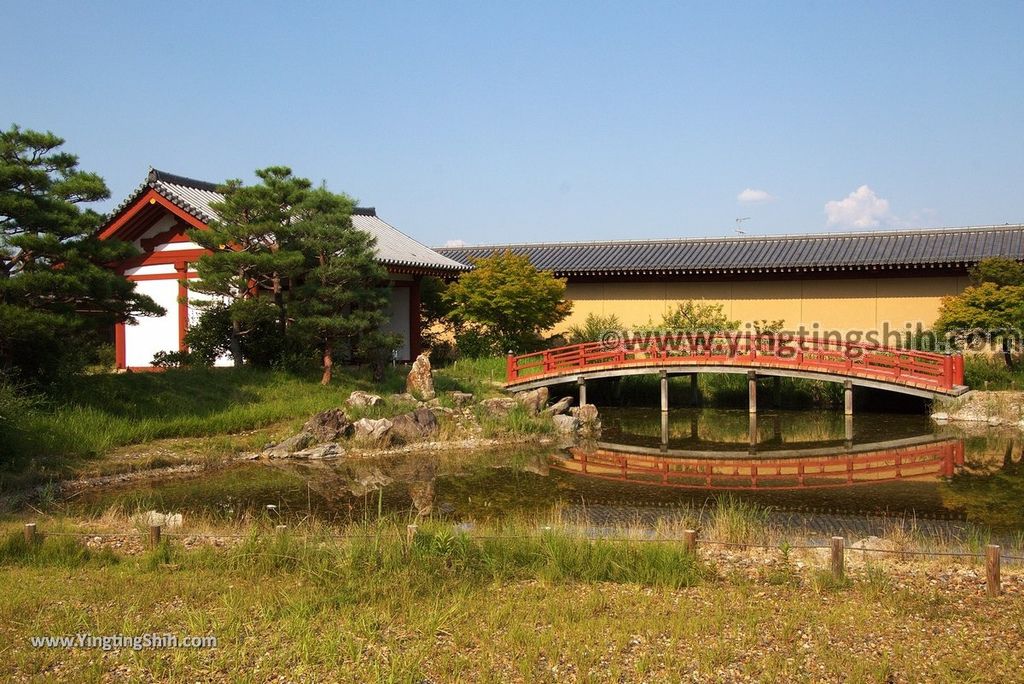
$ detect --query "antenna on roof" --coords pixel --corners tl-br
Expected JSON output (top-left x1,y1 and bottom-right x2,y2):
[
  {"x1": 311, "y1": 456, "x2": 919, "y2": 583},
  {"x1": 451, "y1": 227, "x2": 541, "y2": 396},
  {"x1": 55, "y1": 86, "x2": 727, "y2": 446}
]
[{"x1": 735, "y1": 217, "x2": 751, "y2": 235}]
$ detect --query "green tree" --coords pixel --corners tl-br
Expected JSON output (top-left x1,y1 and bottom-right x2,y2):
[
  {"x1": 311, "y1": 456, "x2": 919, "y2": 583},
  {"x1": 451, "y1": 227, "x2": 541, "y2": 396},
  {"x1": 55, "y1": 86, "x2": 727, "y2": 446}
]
[
  {"x1": 566, "y1": 313, "x2": 624, "y2": 344},
  {"x1": 935, "y1": 278, "x2": 1024, "y2": 368},
  {"x1": 970, "y1": 257, "x2": 1024, "y2": 287},
  {"x1": 0, "y1": 125, "x2": 162, "y2": 384},
  {"x1": 659, "y1": 301, "x2": 740, "y2": 332},
  {"x1": 445, "y1": 251, "x2": 571, "y2": 354},
  {"x1": 188, "y1": 167, "x2": 308, "y2": 366},
  {"x1": 288, "y1": 186, "x2": 397, "y2": 384}
]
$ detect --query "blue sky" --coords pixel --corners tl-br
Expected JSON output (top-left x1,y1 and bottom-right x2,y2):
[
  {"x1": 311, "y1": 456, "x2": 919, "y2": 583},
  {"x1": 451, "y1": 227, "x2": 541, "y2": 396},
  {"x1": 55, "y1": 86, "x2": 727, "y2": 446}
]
[{"x1": 3, "y1": 1, "x2": 1022, "y2": 246}]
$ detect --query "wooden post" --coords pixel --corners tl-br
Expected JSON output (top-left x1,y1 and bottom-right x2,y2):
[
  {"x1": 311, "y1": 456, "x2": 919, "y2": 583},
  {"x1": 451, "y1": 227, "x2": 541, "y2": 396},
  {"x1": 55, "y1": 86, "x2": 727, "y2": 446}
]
[
  {"x1": 831, "y1": 536, "x2": 844, "y2": 580},
  {"x1": 577, "y1": 376, "x2": 587, "y2": 406},
  {"x1": 149, "y1": 524, "x2": 161, "y2": 548},
  {"x1": 844, "y1": 380, "x2": 853, "y2": 416},
  {"x1": 690, "y1": 374, "x2": 700, "y2": 407},
  {"x1": 844, "y1": 415, "x2": 854, "y2": 449},
  {"x1": 747, "y1": 371, "x2": 757, "y2": 414},
  {"x1": 23, "y1": 523, "x2": 36, "y2": 545},
  {"x1": 683, "y1": 529, "x2": 697, "y2": 553},
  {"x1": 660, "y1": 410, "x2": 669, "y2": 452},
  {"x1": 406, "y1": 524, "x2": 418, "y2": 550},
  {"x1": 987, "y1": 544, "x2": 1001, "y2": 597},
  {"x1": 748, "y1": 413, "x2": 758, "y2": 453},
  {"x1": 660, "y1": 370, "x2": 669, "y2": 413},
  {"x1": 275, "y1": 524, "x2": 287, "y2": 534}
]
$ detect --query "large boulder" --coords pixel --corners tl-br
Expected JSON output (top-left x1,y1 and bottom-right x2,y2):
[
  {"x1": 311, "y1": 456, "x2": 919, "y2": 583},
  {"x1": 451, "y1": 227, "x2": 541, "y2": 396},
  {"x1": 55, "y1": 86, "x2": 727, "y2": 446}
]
[
  {"x1": 353, "y1": 417, "x2": 393, "y2": 443},
  {"x1": 573, "y1": 404, "x2": 602, "y2": 438},
  {"x1": 543, "y1": 396, "x2": 574, "y2": 416},
  {"x1": 302, "y1": 408, "x2": 352, "y2": 442},
  {"x1": 480, "y1": 397, "x2": 518, "y2": 416},
  {"x1": 391, "y1": 408, "x2": 440, "y2": 443},
  {"x1": 346, "y1": 391, "x2": 382, "y2": 408},
  {"x1": 406, "y1": 352, "x2": 435, "y2": 400},
  {"x1": 552, "y1": 414, "x2": 580, "y2": 434},
  {"x1": 515, "y1": 387, "x2": 549, "y2": 416}
]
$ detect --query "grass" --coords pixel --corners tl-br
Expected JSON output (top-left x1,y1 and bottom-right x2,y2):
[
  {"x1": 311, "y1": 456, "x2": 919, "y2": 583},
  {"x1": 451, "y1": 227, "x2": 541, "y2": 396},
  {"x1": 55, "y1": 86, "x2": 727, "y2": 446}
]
[
  {"x1": 0, "y1": 361, "x2": 516, "y2": 493},
  {"x1": 1, "y1": 522, "x2": 1022, "y2": 682},
  {"x1": 964, "y1": 355, "x2": 1024, "y2": 390}
]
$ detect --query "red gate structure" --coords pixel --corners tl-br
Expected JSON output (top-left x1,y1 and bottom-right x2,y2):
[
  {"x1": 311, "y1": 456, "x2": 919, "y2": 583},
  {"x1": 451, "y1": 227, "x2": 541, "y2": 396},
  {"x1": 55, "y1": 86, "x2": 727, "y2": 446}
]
[{"x1": 506, "y1": 333, "x2": 966, "y2": 398}]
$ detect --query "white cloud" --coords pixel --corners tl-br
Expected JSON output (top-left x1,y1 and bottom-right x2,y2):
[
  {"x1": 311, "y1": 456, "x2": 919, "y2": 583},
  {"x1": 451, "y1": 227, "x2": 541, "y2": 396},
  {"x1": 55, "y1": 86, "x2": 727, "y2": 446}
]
[
  {"x1": 824, "y1": 185, "x2": 893, "y2": 228},
  {"x1": 444, "y1": 239, "x2": 467, "y2": 248},
  {"x1": 737, "y1": 188, "x2": 774, "y2": 203}
]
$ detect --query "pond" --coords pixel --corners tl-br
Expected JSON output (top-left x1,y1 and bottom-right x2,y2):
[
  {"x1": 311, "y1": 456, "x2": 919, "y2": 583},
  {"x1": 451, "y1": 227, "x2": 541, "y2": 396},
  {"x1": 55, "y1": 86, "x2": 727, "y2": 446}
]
[{"x1": 61, "y1": 408, "x2": 1024, "y2": 538}]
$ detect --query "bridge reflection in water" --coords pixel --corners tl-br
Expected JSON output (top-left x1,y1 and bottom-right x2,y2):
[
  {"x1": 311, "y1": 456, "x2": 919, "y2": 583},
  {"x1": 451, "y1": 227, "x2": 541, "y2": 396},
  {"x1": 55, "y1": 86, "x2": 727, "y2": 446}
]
[{"x1": 557, "y1": 436, "x2": 965, "y2": 492}]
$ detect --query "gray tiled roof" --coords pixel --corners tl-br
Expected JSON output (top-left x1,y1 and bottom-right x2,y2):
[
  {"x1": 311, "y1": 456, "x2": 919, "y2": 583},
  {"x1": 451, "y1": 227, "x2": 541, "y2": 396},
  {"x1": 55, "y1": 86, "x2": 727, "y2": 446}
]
[
  {"x1": 105, "y1": 169, "x2": 466, "y2": 273},
  {"x1": 436, "y1": 225, "x2": 1024, "y2": 275}
]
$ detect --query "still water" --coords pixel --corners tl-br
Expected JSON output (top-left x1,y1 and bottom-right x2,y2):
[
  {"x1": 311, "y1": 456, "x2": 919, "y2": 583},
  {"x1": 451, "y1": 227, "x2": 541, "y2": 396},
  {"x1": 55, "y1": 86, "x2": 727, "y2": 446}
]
[{"x1": 65, "y1": 408, "x2": 1024, "y2": 534}]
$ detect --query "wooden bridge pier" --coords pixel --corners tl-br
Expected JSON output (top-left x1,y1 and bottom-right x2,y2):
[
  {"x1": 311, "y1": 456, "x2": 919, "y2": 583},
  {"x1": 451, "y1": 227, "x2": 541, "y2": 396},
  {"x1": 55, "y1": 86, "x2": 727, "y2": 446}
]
[
  {"x1": 660, "y1": 371, "x2": 669, "y2": 412},
  {"x1": 844, "y1": 380, "x2": 854, "y2": 416},
  {"x1": 577, "y1": 376, "x2": 586, "y2": 406},
  {"x1": 748, "y1": 371, "x2": 757, "y2": 414}
]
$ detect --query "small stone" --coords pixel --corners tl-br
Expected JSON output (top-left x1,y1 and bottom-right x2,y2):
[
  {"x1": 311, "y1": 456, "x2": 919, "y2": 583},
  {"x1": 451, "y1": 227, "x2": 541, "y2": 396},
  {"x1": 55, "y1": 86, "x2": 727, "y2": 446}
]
[
  {"x1": 930, "y1": 412, "x2": 949, "y2": 422},
  {"x1": 346, "y1": 391, "x2": 382, "y2": 408},
  {"x1": 406, "y1": 352, "x2": 436, "y2": 400},
  {"x1": 449, "y1": 391, "x2": 475, "y2": 406},
  {"x1": 290, "y1": 443, "x2": 344, "y2": 460},
  {"x1": 480, "y1": 397, "x2": 518, "y2": 416}
]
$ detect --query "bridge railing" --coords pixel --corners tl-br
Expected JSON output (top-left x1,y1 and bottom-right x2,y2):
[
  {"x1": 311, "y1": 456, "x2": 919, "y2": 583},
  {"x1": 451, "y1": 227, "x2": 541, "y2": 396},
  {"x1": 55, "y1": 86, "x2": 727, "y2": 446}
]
[{"x1": 506, "y1": 333, "x2": 965, "y2": 390}]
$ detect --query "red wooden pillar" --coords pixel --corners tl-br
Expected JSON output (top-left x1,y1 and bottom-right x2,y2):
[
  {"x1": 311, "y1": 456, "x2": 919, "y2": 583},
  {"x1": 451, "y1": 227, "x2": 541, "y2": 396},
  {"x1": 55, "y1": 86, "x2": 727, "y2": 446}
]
[{"x1": 114, "y1": 322, "x2": 126, "y2": 369}]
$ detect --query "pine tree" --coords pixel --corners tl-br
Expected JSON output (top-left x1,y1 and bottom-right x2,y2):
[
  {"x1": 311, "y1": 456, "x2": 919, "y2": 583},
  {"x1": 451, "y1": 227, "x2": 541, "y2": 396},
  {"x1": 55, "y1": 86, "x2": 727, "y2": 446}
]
[
  {"x1": 288, "y1": 187, "x2": 397, "y2": 384},
  {"x1": 0, "y1": 125, "x2": 162, "y2": 383},
  {"x1": 188, "y1": 167, "x2": 308, "y2": 366}
]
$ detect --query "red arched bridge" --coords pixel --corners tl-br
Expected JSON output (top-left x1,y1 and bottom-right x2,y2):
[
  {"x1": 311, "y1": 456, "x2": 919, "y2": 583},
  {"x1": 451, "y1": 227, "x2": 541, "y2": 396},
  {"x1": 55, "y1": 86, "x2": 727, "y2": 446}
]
[
  {"x1": 505, "y1": 333, "x2": 967, "y2": 406},
  {"x1": 554, "y1": 437, "x2": 965, "y2": 491}
]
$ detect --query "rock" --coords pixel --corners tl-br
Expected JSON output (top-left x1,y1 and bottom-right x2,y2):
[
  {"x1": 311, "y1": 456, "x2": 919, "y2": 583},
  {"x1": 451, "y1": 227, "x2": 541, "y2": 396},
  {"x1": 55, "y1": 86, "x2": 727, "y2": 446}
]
[
  {"x1": 544, "y1": 396, "x2": 574, "y2": 416},
  {"x1": 930, "y1": 412, "x2": 950, "y2": 422},
  {"x1": 263, "y1": 430, "x2": 314, "y2": 458},
  {"x1": 449, "y1": 391, "x2": 474, "y2": 406},
  {"x1": 132, "y1": 510, "x2": 183, "y2": 530},
  {"x1": 302, "y1": 407, "x2": 352, "y2": 441},
  {"x1": 988, "y1": 416, "x2": 1003, "y2": 426},
  {"x1": 353, "y1": 417, "x2": 393, "y2": 442},
  {"x1": 515, "y1": 387, "x2": 550, "y2": 416},
  {"x1": 480, "y1": 397, "x2": 518, "y2": 416},
  {"x1": 552, "y1": 414, "x2": 580, "y2": 434},
  {"x1": 406, "y1": 352, "x2": 435, "y2": 400},
  {"x1": 288, "y1": 443, "x2": 344, "y2": 460},
  {"x1": 391, "y1": 408, "x2": 440, "y2": 443},
  {"x1": 574, "y1": 404, "x2": 602, "y2": 438},
  {"x1": 346, "y1": 391, "x2": 382, "y2": 408}
]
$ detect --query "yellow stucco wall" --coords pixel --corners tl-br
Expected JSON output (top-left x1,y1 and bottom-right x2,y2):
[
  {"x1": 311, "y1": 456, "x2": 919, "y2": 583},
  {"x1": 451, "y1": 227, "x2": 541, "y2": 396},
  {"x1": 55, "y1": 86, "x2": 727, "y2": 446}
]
[{"x1": 556, "y1": 275, "x2": 970, "y2": 335}]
